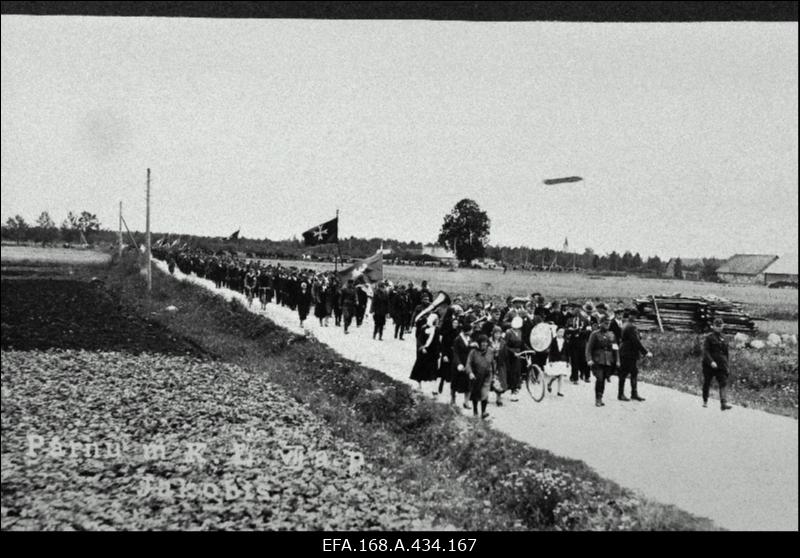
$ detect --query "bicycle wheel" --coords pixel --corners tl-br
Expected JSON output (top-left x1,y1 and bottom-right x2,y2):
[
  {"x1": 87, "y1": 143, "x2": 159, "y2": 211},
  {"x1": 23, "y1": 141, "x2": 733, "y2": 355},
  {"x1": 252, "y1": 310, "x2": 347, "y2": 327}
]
[{"x1": 525, "y1": 364, "x2": 546, "y2": 402}]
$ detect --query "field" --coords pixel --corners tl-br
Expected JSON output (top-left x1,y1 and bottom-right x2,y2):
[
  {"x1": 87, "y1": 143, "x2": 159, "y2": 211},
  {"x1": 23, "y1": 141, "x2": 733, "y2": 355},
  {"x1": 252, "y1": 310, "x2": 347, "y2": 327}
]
[
  {"x1": 0, "y1": 245, "x2": 112, "y2": 265},
  {"x1": 262, "y1": 259, "x2": 798, "y2": 321},
  {"x1": 1, "y1": 248, "x2": 715, "y2": 530},
  {"x1": 0, "y1": 253, "x2": 441, "y2": 530}
]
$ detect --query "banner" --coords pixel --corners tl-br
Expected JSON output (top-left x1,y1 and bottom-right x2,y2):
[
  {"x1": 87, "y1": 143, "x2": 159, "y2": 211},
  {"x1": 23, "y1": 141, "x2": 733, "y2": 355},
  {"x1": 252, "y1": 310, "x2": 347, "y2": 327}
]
[
  {"x1": 338, "y1": 251, "x2": 382, "y2": 283},
  {"x1": 302, "y1": 217, "x2": 338, "y2": 246}
]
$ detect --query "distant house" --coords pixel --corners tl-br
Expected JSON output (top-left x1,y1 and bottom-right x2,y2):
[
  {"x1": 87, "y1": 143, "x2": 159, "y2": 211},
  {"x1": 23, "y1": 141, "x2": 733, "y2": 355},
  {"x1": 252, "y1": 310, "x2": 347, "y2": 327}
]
[
  {"x1": 762, "y1": 253, "x2": 798, "y2": 286},
  {"x1": 471, "y1": 258, "x2": 498, "y2": 269},
  {"x1": 665, "y1": 258, "x2": 704, "y2": 279},
  {"x1": 421, "y1": 244, "x2": 458, "y2": 265},
  {"x1": 716, "y1": 254, "x2": 779, "y2": 285}
]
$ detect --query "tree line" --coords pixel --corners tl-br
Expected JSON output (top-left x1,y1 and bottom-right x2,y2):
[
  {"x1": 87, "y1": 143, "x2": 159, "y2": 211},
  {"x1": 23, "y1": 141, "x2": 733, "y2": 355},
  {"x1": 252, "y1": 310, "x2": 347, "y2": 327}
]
[
  {"x1": 1, "y1": 206, "x2": 724, "y2": 279},
  {"x1": 3, "y1": 211, "x2": 101, "y2": 245}
]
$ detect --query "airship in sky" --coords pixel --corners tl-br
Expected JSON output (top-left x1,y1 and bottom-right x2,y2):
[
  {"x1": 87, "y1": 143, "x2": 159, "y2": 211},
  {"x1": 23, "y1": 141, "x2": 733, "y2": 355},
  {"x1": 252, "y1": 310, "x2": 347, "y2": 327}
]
[{"x1": 543, "y1": 176, "x2": 583, "y2": 185}]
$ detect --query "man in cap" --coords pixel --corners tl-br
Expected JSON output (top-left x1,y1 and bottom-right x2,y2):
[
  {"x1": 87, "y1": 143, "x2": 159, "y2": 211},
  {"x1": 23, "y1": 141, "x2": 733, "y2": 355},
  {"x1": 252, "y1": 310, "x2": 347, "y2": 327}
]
[
  {"x1": 702, "y1": 318, "x2": 733, "y2": 410},
  {"x1": 618, "y1": 310, "x2": 652, "y2": 401},
  {"x1": 585, "y1": 314, "x2": 620, "y2": 407}
]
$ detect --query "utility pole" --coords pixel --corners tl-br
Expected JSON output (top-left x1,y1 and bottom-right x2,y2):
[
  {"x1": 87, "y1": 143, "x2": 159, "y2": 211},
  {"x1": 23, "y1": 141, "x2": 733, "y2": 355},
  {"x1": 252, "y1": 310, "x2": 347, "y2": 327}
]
[
  {"x1": 146, "y1": 168, "x2": 152, "y2": 292},
  {"x1": 335, "y1": 208, "x2": 340, "y2": 272},
  {"x1": 118, "y1": 201, "x2": 123, "y2": 259}
]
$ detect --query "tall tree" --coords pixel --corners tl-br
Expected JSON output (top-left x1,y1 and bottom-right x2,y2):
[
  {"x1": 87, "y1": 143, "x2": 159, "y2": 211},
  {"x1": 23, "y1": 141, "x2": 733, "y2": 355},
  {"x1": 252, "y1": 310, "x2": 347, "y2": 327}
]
[
  {"x1": 61, "y1": 211, "x2": 79, "y2": 243},
  {"x1": 646, "y1": 255, "x2": 663, "y2": 274},
  {"x1": 77, "y1": 211, "x2": 100, "y2": 241},
  {"x1": 35, "y1": 211, "x2": 58, "y2": 245},
  {"x1": 437, "y1": 198, "x2": 491, "y2": 263},
  {"x1": 673, "y1": 257, "x2": 684, "y2": 279},
  {"x1": 621, "y1": 251, "x2": 633, "y2": 270},
  {"x1": 608, "y1": 251, "x2": 621, "y2": 271},
  {"x1": 5, "y1": 215, "x2": 29, "y2": 244},
  {"x1": 632, "y1": 252, "x2": 643, "y2": 269}
]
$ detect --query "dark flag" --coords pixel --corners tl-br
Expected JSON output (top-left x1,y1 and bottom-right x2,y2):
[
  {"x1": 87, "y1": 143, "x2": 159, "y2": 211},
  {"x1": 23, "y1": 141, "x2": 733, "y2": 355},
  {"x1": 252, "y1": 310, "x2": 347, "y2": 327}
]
[
  {"x1": 225, "y1": 229, "x2": 240, "y2": 241},
  {"x1": 302, "y1": 217, "x2": 338, "y2": 246},
  {"x1": 543, "y1": 176, "x2": 583, "y2": 185},
  {"x1": 338, "y1": 251, "x2": 382, "y2": 283}
]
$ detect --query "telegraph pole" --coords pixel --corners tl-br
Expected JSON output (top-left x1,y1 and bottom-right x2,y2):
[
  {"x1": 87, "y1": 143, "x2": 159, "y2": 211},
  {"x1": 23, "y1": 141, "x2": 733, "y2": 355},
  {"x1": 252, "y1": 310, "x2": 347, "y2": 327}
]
[
  {"x1": 118, "y1": 201, "x2": 123, "y2": 259},
  {"x1": 146, "y1": 168, "x2": 151, "y2": 292}
]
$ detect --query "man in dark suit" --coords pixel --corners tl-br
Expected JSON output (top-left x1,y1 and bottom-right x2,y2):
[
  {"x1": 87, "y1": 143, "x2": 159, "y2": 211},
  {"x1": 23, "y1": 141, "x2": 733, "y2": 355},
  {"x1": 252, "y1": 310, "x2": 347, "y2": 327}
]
[
  {"x1": 702, "y1": 318, "x2": 733, "y2": 410},
  {"x1": 618, "y1": 311, "x2": 652, "y2": 401}
]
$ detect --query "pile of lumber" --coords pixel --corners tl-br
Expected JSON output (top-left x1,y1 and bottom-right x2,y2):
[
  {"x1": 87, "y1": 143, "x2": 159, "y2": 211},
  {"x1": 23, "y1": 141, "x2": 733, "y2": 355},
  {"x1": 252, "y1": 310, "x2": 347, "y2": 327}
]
[{"x1": 633, "y1": 294, "x2": 757, "y2": 333}]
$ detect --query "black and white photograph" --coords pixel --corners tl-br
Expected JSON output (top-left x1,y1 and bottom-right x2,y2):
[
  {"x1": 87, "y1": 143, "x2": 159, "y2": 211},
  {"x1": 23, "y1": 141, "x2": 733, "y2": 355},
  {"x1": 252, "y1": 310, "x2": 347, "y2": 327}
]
[{"x1": 1, "y1": 1, "x2": 797, "y2": 539}]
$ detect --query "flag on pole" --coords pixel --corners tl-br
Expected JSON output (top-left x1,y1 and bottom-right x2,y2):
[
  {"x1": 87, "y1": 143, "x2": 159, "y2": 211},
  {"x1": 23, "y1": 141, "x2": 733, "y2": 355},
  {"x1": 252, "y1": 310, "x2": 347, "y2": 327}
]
[
  {"x1": 225, "y1": 229, "x2": 240, "y2": 241},
  {"x1": 338, "y1": 250, "x2": 383, "y2": 283},
  {"x1": 302, "y1": 217, "x2": 338, "y2": 246}
]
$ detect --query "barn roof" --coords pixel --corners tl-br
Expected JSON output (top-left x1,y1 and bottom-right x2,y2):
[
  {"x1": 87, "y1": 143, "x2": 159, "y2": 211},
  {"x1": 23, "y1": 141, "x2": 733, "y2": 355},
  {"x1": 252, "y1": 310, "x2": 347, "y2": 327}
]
[
  {"x1": 716, "y1": 254, "x2": 778, "y2": 275},
  {"x1": 763, "y1": 253, "x2": 799, "y2": 275}
]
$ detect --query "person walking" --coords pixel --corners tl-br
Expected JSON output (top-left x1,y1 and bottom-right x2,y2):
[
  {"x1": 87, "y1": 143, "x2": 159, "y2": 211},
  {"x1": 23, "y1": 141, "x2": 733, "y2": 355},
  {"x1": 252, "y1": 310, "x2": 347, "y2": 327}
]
[
  {"x1": 567, "y1": 305, "x2": 592, "y2": 383},
  {"x1": 585, "y1": 314, "x2": 620, "y2": 407},
  {"x1": 505, "y1": 316, "x2": 525, "y2": 401},
  {"x1": 467, "y1": 334, "x2": 495, "y2": 419},
  {"x1": 296, "y1": 280, "x2": 312, "y2": 327},
  {"x1": 410, "y1": 313, "x2": 440, "y2": 391},
  {"x1": 339, "y1": 279, "x2": 357, "y2": 334},
  {"x1": 489, "y1": 325, "x2": 508, "y2": 406},
  {"x1": 546, "y1": 327, "x2": 569, "y2": 397},
  {"x1": 390, "y1": 285, "x2": 409, "y2": 340},
  {"x1": 451, "y1": 319, "x2": 475, "y2": 408},
  {"x1": 437, "y1": 315, "x2": 460, "y2": 396},
  {"x1": 702, "y1": 318, "x2": 733, "y2": 411},
  {"x1": 618, "y1": 310, "x2": 652, "y2": 401},
  {"x1": 355, "y1": 281, "x2": 369, "y2": 327},
  {"x1": 371, "y1": 281, "x2": 390, "y2": 340},
  {"x1": 331, "y1": 279, "x2": 342, "y2": 327},
  {"x1": 312, "y1": 278, "x2": 327, "y2": 326}
]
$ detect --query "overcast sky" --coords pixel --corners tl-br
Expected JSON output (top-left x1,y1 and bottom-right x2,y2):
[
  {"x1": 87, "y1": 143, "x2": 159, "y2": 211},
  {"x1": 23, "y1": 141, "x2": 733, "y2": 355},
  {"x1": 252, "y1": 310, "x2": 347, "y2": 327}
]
[{"x1": 1, "y1": 17, "x2": 797, "y2": 259}]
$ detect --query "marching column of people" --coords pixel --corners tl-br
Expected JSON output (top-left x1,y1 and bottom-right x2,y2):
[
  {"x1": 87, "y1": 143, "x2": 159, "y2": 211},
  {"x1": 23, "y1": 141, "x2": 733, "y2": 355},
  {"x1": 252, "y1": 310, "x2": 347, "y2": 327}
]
[{"x1": 152, "y1": 245, "x2": 736, "y2": 413}]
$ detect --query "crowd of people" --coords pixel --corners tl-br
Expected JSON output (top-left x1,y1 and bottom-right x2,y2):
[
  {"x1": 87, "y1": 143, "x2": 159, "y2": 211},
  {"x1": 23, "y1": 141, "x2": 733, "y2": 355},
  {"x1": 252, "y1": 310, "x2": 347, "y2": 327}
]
[{"x1": 153, "y1": 246, "x2": 733, "y2": 417}]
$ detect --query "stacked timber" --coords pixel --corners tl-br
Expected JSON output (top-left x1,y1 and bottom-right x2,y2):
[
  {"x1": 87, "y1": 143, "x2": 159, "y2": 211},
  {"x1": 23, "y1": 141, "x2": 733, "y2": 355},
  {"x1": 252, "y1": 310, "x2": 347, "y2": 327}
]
[{"x1": 633, "y1": 294, "x2": 757, "y2": 334}]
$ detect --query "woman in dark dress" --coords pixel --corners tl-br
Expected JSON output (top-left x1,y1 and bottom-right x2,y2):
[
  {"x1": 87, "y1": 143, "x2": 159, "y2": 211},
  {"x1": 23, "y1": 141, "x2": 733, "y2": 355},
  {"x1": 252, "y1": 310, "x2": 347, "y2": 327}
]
[
  {"x1": 410, "y1": 314, "x2": 440, "y2": 391},
  {"x1": 467, "y1": 334, "x2": 495, "y2": 419},
  {"x1": 313, "y1": 278, "x2": 328, "y2": 326},
  {"x1": 451, "y1": 320, "x2": 475, "y2": 409},
  {"x1": 437, "y1": 315, "x2": 460, "y2": 396},
  {"x1": 296, "y1": 280, "x2": 312, "y2": 327}
]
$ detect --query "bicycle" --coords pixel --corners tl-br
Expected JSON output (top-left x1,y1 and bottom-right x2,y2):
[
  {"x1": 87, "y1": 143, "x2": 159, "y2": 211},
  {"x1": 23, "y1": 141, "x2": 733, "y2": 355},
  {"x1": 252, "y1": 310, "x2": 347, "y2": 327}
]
[{"x1": 517, "y1": 350, "x2": 546, "y2": 402}]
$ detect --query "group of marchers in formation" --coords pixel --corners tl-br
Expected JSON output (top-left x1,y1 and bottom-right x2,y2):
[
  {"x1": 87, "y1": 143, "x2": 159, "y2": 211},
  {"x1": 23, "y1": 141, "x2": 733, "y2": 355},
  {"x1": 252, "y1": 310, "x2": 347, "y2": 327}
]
[{"x1": 153, "y1": 246, "x2": 733, "y2": 418}]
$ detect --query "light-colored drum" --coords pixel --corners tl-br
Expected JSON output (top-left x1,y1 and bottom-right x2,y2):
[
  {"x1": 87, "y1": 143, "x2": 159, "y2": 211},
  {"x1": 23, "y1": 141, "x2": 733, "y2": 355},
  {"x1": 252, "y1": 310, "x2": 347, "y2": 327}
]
[{"x1": 529, "y1": 322, "x2": 554, "y2": 352}]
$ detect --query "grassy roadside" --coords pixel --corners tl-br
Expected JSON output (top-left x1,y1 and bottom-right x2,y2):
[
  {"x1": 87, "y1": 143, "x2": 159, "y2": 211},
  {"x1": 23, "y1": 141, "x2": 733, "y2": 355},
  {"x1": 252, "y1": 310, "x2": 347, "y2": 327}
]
[{"x1": 108, "y1": 252, "x2": 715, "y2": 531}]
